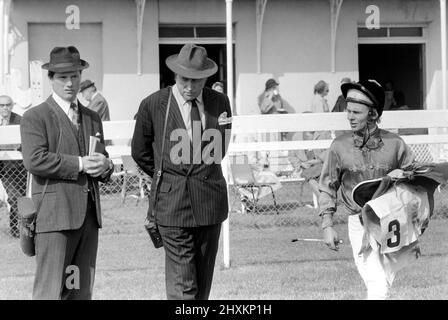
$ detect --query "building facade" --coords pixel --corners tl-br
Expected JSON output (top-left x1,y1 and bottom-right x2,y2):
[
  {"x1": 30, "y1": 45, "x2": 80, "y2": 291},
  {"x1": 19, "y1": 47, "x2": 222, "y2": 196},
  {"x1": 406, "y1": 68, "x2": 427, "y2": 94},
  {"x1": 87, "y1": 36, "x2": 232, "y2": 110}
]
[{"x1": 1, "y1": 0, "x2": 446, "y2": 120}]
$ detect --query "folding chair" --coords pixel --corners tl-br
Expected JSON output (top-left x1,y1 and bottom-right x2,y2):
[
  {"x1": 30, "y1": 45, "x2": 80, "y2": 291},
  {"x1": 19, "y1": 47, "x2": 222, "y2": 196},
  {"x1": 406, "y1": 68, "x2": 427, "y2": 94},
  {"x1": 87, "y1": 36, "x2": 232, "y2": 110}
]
[
  {"x1": 120, "y1": 155, "x2": 152, "y2": 205},
  {"x1": 230, "y1": 161, "x2": 279, "y2": 214}
]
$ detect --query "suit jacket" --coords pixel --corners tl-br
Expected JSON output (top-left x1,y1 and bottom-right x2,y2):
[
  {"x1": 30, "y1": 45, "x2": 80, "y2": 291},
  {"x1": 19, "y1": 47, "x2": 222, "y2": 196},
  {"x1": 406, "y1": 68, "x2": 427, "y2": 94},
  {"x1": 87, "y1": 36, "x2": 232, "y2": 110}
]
[
  {"x1": 8, "y1": 112, "x2": 22, "y2": 125},
  {"x1": 88, "y1": 92, "x2": 110, "y2": 121},
  {"x1": 20, "y1": 96, "x2": 113, "y2": 233},
  {"x1": 132, "y1": 87, "x2": 232, "y2": 227}
]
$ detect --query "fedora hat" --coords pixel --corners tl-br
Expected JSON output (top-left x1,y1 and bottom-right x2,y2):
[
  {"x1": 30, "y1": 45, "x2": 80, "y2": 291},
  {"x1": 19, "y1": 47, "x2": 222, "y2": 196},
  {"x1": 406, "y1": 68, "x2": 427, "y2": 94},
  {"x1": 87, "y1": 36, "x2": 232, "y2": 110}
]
[
  {"x1": 341, "y1": 79, "x2": 385, "y2": 117},
  {"x1": 166, "y1": 44, "x2": 217, "y2": 79},
  {"x1": 42, "y1": 46, "x2": 89, "y2": 73},
  {"x1": 80, "y1": 79, "x2": 95, "y2": 92}
]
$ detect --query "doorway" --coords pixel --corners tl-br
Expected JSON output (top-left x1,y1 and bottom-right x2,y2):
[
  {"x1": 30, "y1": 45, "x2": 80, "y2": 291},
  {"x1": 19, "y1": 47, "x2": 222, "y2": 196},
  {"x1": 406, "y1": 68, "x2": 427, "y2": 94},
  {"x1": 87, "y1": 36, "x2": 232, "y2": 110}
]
[
  {"x1": 358, "y1": 44, "x2": 425, "y2": 110},
  {"x1": 159, "y1": 44, "x2": 232, "y2": 92}
]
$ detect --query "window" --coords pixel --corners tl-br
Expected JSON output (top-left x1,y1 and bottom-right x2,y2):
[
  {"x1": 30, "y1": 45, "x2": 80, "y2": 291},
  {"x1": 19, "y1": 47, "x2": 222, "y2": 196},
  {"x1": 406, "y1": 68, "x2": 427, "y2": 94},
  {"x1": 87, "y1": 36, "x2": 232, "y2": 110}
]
[
  {"x1": 358, "y1": 26, "x2": 424, "y2": 38},
  {"x1": 159, "y1": 25, "x2": 227, "y2": 39}
]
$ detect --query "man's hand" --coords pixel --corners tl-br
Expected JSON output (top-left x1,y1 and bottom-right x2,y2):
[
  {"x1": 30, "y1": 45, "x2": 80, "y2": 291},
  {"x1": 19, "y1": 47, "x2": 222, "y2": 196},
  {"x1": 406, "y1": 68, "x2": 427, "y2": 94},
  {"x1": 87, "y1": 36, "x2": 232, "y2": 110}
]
[
  {"x1": 82, "y1": 152, "x2": 111, "y2": 177},
  {"x1": 323, "y1": 226, "x2": 340, "y2": 251}
]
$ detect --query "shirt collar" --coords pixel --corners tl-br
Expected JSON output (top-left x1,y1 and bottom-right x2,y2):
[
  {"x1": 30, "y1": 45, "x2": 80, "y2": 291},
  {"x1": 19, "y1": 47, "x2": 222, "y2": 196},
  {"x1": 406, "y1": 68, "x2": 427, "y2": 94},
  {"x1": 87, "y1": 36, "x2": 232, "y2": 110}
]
[
  {"x1": 172, "y1": 84, "x2": 203, "y2": 106},
  {"x1": 352, "y1": 126, "x2": 383, "y2": 150},
  {"x1": 52, "y1": 92, "x2": 74, "y2": 115}
]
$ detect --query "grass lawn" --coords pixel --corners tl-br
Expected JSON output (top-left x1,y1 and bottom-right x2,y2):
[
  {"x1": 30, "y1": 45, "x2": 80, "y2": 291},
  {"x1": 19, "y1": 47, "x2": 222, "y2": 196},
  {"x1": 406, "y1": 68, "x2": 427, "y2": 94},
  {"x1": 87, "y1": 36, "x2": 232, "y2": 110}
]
[{"x1": 0, "y1": 202, "x2": 447, "y2": 300}]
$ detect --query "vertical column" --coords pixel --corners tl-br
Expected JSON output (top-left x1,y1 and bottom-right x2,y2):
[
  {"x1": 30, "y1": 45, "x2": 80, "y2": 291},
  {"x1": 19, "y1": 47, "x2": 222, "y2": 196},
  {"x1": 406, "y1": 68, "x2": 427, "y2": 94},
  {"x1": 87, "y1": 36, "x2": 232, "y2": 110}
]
[
  {"x1": 441, "y1": 0, "x2": 447, "y2": 110},
  {"x1": 223, "y1": 0, "x2": 234, "y2": 269},
  {"x1": 0, "y1": 0, "x2": 5, "y2": 89},
  {"x1": 256, "y1": 0, "x2": 267, "y2": 74},
  {"x1": 330, "y1": 0, "x2": 343, "y2": 73},
  {"x1": 136, "y1": 0, "x2": 146, "y2": 76}
]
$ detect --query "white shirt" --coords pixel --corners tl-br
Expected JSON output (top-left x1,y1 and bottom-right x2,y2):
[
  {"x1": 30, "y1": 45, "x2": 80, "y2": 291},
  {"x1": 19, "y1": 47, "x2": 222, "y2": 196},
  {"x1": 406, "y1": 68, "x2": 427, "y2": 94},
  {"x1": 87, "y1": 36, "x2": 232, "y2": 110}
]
[
  {"x1": 52, "y1": 92, "x2": 74, "y2": 118},
  {"x1": 52, "y1": 93, "x2": 83, "y2": 172},
  {"x1": 172, "y1": 84, "x2": 206, "y2": 140},
  {"x1": 310, "y1": 94, "x2": 329, "y2": 113}
]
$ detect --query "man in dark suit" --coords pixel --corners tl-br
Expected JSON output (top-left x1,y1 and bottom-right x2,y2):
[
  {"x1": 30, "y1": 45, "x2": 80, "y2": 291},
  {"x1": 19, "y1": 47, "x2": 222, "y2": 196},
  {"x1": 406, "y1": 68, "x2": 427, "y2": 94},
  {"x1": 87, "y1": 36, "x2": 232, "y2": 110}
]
[
  {"x1": 132, "y1": 44, "x2": 232, "y2": 300},
  {"x1": 0, "y1": 95, "x2": 25, "y2": 237},
  {"x1": 20, "y1": 46, "x2": 114, "y2": 300},
  {"x1": 79, "y1": 79, "x2": 110, "y2": 121}
]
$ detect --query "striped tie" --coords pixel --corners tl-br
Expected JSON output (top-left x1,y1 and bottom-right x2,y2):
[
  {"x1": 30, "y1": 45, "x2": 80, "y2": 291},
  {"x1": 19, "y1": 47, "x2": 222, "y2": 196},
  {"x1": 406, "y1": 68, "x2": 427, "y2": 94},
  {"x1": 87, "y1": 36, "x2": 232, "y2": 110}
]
[
  {"x1": 68, "y1": 103, "x2": 79, "y2": 130},
  {"x1": 190, "y1": 99, "x2": 203, "y2": 164}
]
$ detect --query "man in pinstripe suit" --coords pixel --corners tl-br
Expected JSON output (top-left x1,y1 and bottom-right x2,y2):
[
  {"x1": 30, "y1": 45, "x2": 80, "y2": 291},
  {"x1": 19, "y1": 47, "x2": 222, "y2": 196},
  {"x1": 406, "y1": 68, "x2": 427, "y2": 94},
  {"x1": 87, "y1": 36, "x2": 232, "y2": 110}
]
[
  {"x1": 20, "y1": 46, "x2": 114, "y2": 299},
  {"x1": 132, "y1": 44, "x2": 232, "y2": 300}
]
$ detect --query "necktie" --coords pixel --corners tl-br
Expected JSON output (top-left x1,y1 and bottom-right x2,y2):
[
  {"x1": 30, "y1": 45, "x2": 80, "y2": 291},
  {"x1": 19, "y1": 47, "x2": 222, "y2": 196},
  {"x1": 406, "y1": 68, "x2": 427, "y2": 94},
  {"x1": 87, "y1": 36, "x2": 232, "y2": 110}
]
[
  {"x1": 190, "y1": 99, "x2": 203, "y2": 164},
  {"x1": 68, "y1": 103, "x2": 79, "y2": 130}
]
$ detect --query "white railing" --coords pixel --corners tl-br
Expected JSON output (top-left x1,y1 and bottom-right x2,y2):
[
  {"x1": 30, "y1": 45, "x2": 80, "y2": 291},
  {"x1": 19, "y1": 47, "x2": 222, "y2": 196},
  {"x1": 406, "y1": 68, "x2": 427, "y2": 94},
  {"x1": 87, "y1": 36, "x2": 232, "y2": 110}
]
[{"x1": 2, "y1": 110, "x2": 448, "y2": 268}]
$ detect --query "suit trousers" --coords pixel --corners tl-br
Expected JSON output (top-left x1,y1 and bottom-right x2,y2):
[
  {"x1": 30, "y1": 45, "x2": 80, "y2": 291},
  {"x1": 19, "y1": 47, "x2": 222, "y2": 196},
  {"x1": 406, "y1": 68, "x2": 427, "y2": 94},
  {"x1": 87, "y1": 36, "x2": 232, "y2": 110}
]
[
  {"x1": 158, "y1": 223, "x2": 221, "y2": 300},
  {"x1": 32, "y1": 197, "x2": 99, "y2": 300}
]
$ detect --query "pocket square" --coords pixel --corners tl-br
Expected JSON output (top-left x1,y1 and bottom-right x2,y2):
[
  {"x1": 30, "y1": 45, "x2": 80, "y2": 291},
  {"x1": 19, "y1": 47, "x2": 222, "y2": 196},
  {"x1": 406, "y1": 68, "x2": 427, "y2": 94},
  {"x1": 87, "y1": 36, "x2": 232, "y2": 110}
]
[{"x1": 218, "y1": 112, "x2": 232, "y2": 125}]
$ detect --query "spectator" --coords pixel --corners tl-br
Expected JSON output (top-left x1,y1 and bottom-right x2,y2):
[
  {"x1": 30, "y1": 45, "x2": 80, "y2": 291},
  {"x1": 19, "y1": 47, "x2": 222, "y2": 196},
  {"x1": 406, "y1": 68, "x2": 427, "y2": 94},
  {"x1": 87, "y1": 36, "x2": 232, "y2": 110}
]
[
  {"x1": 0, "y1": 178, "x2": 9, "y2": 211},
  {"x1": 212, "y1": 81, "x2": 224, "y2": 93},
  {"x1": 384, "y1": 80, "x2": 397, "y2": 111},
  {"x1": 311, "y1": 80, "x2": 330, "y2": 113},
  {"x1": 391, "y1": 90, "x2": 409, "y2": 110},
  {"x1": 332, "y1": 77, "x2": 351, "y2": 112},
  {"x1": 79, "y1": 79, "x2": 111, "y2": 121},
  {"x1": 257, "y1": 78, "x2": 293, "y2": 115},
  {"x1": 0, "y1": 95, "x2": 26, "y2": 238}
]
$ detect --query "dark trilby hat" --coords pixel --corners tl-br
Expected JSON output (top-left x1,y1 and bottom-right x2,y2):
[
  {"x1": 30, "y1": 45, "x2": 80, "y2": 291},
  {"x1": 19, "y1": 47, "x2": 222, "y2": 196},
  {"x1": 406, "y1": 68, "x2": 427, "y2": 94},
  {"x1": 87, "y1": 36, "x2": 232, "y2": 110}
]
[
  {"x1": 42, "y1": 46, "x2": 89, "y2": 73},
  {"x1": 80, "y1": 79, "x2": 95, "y2": 92},
  {"x1": 265, "y1": 78, "x2": 279, "y2": 91},
  {"x1": 341, "y1": 79, "x2": 385, "y2": 117},
  {"x1": 166, "y1": 44, "x2": 217, "y2": 79}
]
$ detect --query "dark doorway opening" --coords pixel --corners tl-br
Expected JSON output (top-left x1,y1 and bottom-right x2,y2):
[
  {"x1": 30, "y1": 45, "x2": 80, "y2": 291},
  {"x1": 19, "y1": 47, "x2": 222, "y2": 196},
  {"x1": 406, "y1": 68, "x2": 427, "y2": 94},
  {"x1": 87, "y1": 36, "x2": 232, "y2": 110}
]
[
  {"x1": 159, "y1": 44, "x2": 234, "y2": 93},
  {"x1": 358, "y1": 44, "x2": 425, "y2": 110}
]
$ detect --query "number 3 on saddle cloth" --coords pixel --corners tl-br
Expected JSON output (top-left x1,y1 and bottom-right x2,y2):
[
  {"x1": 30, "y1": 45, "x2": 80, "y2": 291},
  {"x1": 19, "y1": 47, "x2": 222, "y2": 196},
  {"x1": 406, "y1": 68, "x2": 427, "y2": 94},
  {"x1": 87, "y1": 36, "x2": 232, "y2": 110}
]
[{"x1": 352, "y1": 162, "x2": 448, "y2": 274}]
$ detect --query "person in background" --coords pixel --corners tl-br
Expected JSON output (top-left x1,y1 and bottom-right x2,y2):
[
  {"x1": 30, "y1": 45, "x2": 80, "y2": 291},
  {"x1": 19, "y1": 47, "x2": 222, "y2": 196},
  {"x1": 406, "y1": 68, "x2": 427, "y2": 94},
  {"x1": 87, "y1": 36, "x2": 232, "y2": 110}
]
[
  {"x1": 0, "y1": 95, "x2": 25, "y2": 237},
  {"x1": 318, "y1": 79, "x2": 415, "y2": 299},
  {"x1": 383, "y1": 80, "x2": 397, "y2": 111},
  {"x1": 212, "y1": 81, "x2": 224, "y2": 93},
  {"x1": 258, "y1": 78, "x2": 293, "y2": 115},
  {"x1": 332, "y1": 78, "x2": 353, "y2": 137},
  {"x1": 79, "y1": 79, "x2": 111, "y2": 121},
  {"x1": 311, "y1": 80, "x2": 330, "y2": 113},
  {"x1": 391, "y1": 90, "x2": 410, "y2": 111},
  {"x1": 332, "y1": 77, "x2": 351, "y2": 112}
]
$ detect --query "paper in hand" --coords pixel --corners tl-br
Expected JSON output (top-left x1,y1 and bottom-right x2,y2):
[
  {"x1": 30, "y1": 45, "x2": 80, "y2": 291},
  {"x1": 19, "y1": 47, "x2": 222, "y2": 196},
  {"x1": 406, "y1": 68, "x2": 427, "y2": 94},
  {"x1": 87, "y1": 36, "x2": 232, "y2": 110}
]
[{"x1": 89, "y1": 136, "x2": 105, "y2": 155}]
